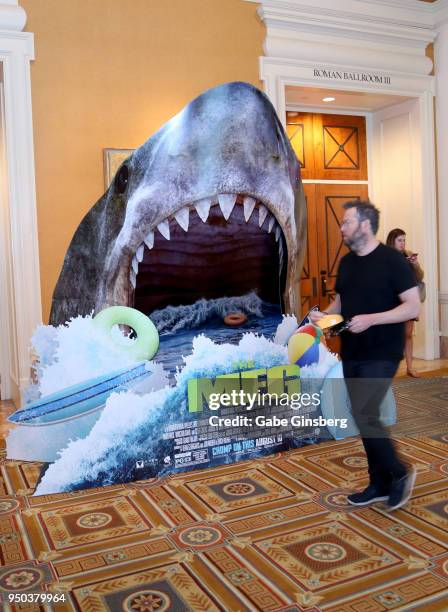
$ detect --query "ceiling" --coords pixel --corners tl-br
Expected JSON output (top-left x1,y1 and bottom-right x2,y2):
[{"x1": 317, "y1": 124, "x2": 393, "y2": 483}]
[{"x1": 285, "y1": 86, "x2": 413, "y2": 112}]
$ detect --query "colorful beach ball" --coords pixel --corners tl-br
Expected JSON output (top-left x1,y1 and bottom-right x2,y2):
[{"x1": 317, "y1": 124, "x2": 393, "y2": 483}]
[
  {"x1": 296, "y1": 323, "x2": 323, "y2": 340},
  {"x1": 288, "y1": 324, "x2": 321, "y2": 367},
  {"x1": 297, "y1": 322, "x2": 327, "y2": 347}
]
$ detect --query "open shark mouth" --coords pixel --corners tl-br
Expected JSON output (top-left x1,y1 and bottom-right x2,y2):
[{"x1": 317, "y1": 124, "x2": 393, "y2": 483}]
[
  {"x1": 49, "y1": 82, "x2": 306, "y2": 327},
  {"x1": 131, "y1": 195, "x2": 286, "y2": 314}
]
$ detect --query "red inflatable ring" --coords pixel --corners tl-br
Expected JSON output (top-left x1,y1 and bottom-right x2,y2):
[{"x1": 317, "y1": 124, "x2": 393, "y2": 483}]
[{"x1": 224, "y1": 312, "x2": 247, "y2": 326}]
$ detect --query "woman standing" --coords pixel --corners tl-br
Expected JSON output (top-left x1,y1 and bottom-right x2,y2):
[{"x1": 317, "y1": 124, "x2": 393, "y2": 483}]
[{"x1": 386, "y1": 228, "x2": 424, "y2": 377}]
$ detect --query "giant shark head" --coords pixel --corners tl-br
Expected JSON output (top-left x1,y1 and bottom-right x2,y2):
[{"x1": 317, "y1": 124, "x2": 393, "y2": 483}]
[{"x1": 50, "y1": 82, "x2": 306, "y2": 325}]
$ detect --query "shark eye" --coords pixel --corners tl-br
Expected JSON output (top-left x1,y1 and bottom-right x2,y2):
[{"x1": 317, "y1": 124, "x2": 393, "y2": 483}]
[{"x1": 114, "y1": 164, "x2": 129, "y2": 195}]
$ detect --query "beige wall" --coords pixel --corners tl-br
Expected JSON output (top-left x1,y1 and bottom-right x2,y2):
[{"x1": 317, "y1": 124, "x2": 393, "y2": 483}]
[{"x1": 21, "y1": 0, "x2": 264, "y2": 321}]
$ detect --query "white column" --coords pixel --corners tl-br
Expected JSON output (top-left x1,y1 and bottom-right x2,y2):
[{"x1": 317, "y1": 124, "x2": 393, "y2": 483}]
[
  {"x1": 0, "y1": 1, "x2": 42, "y2": 403},
  {"x1": 419, "y1": 90, "x2": 440, "y2": 359},
  {"x1": 435, "y1": 17, "x2": 448, "y2": 356}
]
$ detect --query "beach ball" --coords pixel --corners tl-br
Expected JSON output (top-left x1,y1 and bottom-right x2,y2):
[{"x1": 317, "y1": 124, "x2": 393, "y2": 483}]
[
  {"x1": 296, "y1": 323, "x2": 324, "y2": 341},
  {"x1": 288, "y1": 328, "x2": 320, "y2": 367}
]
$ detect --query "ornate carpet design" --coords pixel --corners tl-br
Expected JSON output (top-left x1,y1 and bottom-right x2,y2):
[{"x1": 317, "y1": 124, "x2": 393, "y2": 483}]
[{"x1": 0, "y1": 377, "x2": 447, "y2": 610}]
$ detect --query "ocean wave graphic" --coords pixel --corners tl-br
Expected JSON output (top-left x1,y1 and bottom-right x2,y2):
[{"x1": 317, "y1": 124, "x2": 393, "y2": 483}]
[{"x1": 150, "y1": 292, "x2": 264, "y2": 334}]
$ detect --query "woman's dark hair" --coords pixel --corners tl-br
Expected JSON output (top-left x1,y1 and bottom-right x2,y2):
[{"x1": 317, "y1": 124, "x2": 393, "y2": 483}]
[{"x1": 386, "y1": 228, "x2": 406, "y2": 248}]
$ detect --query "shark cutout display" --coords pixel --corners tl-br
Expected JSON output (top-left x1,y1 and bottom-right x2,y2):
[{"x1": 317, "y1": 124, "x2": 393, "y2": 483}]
[
  {"x1": 50, "y1": 81, "x2": 306, "y2": 325},
  {"x1": 9, "y1": 82, "x2": 320, "y2": 494}
]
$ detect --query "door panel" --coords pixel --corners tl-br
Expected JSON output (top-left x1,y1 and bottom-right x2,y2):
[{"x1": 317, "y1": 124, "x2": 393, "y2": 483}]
[
  {"x1": 299, "y1": 184, "x2": 369, "y2": 318},
  {"x1": 287, "y1": 112, "x2": 367, "y2": 182},
  {"x1": 316, "y1": 184, "x2": 369, "y2": 310},
  {"x1": 300, "y1": 185, "x2": 319, "y2": 314},
  {"x1": 313, "y1": 114, "x2": 367, "y2": 181},
  {"x1": 286, "y1": 112, "x2": 315, "y2": 180}
]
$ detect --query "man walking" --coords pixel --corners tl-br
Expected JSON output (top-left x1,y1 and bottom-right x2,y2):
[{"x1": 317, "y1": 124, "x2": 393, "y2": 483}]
[{"x1": 311, "y1": 201, "x2": 420, "y2": 511}]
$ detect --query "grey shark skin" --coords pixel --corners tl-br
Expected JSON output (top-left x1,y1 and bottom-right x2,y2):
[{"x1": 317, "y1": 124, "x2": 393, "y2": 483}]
[{"x1": 50, "y1": 82, "x2": 306, "y2": 325}]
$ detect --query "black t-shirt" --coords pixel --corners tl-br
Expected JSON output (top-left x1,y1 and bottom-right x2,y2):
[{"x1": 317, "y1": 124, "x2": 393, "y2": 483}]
[{"x1": 335, "y1": 243, "x2": 417, "y2": 361}]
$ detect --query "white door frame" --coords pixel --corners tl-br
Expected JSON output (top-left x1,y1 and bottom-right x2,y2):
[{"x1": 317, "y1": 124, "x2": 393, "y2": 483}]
[
  {"x1": 260, "y1": 58, "x2": 439, "y2": 359},
  {"x1": 0, "y1": 3, "x2": 42, "y2": 404}
]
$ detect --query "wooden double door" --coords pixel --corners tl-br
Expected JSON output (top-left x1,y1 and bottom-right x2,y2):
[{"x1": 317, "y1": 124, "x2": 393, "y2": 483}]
[
  {"x1": 300, "y1": 183, "x2": 369, "y2": 316},
  {"x1": 286, "y1": 111, "x2": 369, "y2": 317}
]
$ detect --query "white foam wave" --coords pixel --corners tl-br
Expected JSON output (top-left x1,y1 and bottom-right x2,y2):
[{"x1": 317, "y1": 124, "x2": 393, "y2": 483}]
[
  {"x1": 27, "y1": 315, "x2": 150, "y2": 400},
  {"x1": 34, "y1": 332, "x2": 290, "y2": 494},
  {"x1": 273, "y1": 314, "x2": 298, "y2": 345}
]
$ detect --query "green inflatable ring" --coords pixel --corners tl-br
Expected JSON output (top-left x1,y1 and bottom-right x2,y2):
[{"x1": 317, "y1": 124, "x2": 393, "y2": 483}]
[{"x1": 93, "y1": 306, "x2": 159, "y2": 361}]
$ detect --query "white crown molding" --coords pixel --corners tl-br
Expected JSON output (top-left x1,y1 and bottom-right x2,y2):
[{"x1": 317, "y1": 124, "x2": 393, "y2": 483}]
[
  {"x1": 246, "y1": 0, "x2": 448, "y2": 30},
  {"x1": 357, "y1": 0, "x2": 438, "y2": 13},
  {"x1": 257, "y1": 1, "x2": 436, "y2": 31},
  {"x1": 260, "y1": 14, "x2": 434, "y2": 47},
  {"x1": 250, "y1": 1, "x2": 436, "y2": 75},
  {"x1": 0, "y1": 1, "x2": 26, "y2": 31}
]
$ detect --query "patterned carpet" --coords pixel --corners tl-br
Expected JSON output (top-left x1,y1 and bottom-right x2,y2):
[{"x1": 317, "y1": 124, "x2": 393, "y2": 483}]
[{"x1": 0, "y1": 378, "x2": 447, "y2": 610}]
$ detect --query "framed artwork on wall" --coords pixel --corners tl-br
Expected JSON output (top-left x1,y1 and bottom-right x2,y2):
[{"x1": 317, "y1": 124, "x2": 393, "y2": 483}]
[{"x1": 103, "y1": 148, "x2": 134, "y2": 189}]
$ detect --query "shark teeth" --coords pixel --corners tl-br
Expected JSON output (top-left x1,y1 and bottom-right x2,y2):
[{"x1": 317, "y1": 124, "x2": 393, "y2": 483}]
[
  {"x1": 130, "y1": 195, "x2": 285, "y2": 290},
  {"x1": 243, "y1": 196, "x2": 256, "y2": 221},
  {"x1": 136, "y1": 244, "x2": 144, "y2": 262},
  {"x1": 218, "y1": 194, "x2": 236, "y2": 220},
  {"x1": 157, "y1": 220, "x2": 170, "y2": 240},
  {"x1": 195, "y1": 198, "x2": 212, "y2": 222},
  {"x1": 144, "y1": 231, "x2": 154, "y2": 250},
  {"x1": 258, "y1": 204, "x2": 268, "y2": 228},
  {"x1": 174, "y1": 207, "x2": 189, "y2": 231}
]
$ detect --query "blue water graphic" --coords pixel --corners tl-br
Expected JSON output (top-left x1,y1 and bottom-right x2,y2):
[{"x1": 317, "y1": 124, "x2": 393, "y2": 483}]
[{"x1": 154, "y1": 300, "x2": 283, "y2": 376}]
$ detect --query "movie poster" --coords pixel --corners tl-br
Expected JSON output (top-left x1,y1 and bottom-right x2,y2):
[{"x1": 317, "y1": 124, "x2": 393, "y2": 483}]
[{"x1": 6, "y1": 82, "x2": 359, "y2": 494}]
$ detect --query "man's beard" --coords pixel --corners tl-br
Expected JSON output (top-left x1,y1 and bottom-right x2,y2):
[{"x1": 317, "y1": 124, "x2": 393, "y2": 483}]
[{"x1": 343, "y1": 226, "x2": 368, "y2": 252}]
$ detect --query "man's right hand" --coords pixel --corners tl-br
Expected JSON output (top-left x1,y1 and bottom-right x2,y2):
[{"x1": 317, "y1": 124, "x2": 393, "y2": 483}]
[
  {"x1": 309, "y1": 310, "x2": 326, "y2": 324},
  {"x1": 308, "y1": 295, "x2": 342, "y2": 324}
]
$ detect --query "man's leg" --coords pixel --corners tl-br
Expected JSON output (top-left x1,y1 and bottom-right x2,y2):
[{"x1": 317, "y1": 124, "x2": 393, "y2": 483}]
[{"x1": 343, "y1": 360, "x2": 413, "y2": 509}]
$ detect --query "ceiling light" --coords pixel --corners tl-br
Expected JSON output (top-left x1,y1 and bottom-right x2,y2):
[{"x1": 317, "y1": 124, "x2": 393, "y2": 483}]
[{"x1": 322, "y1": 97, "x2": 336, "y2": 102}]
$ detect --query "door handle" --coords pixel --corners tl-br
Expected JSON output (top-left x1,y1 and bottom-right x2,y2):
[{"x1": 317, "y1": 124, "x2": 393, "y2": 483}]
[{"x1": 321, "y1": 274, "x2": 327, "y2": 297}]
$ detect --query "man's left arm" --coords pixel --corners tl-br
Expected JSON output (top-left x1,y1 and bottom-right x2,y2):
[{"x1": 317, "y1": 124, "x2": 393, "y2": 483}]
[{"x1": 348, "y1": 287, "x2": 420, "y2": 334}]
